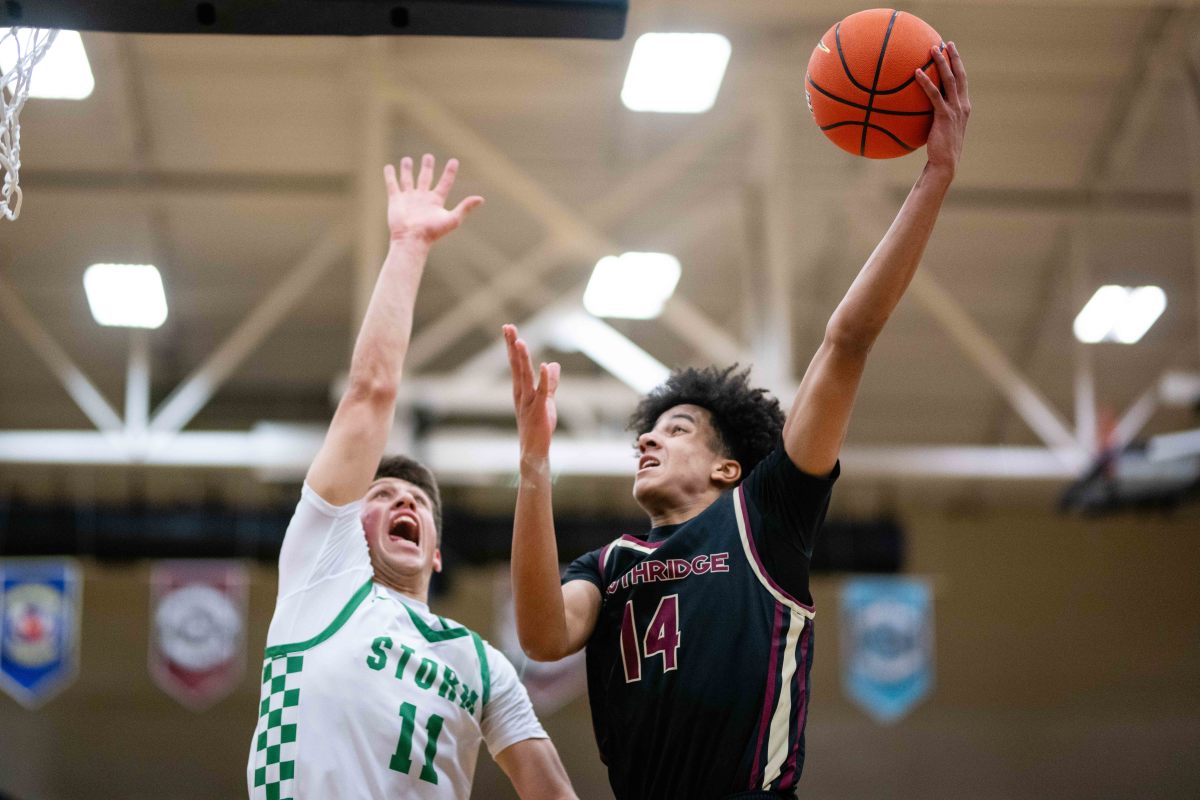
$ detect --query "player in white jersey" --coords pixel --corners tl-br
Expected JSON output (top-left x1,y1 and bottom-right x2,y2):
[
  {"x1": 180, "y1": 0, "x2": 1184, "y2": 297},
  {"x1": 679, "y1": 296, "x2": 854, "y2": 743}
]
[{"x1": 248, "y1": 155, "x2": 576, "y2": 800}]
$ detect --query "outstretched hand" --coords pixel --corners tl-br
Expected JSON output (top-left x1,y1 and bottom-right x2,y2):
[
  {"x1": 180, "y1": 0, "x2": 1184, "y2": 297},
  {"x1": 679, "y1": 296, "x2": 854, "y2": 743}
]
[
  {"x1": 504, "y1": 324, "x2": 560, "y2": 461},
  {"x1": 915, "y1": 41, "x2": 970, "y2": 177},
  {"x1": 384, "y1": 154, "x2": 484, "y2": 244}
]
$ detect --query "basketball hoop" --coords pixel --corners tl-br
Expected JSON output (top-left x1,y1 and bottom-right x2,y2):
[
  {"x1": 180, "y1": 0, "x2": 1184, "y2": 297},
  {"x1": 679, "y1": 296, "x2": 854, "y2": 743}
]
[{"x1": 1, "y1": 26, "x2": 57, "y2": 221}]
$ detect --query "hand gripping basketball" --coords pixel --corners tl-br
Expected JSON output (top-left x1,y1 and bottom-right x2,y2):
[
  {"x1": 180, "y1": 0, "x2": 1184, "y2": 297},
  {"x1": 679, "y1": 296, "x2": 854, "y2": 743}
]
[{"x1": 915, "y1": 41, "x2": 971, "y2": 177}]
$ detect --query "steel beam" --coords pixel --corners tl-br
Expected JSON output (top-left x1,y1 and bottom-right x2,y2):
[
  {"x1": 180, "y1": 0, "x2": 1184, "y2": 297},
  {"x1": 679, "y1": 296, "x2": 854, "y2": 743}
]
[
  {"x1": 0, "y1": 273, "x2": 124, "y2": 433},
  {"x1": 0, "y1": 427, "x2": 1079, "y2": 481},
  {"x1": 908, "y1": 271, "x2": 1084, "y2": 463},
  {"x1": 148, "y1": 222, "x2": 351, "y2": 435},
  {"x1": 387, "y1": 79, "x2": 749, "y2": 370},
  {"x1": 125, "y1": 329, "x2": 150, "y2": 441}
]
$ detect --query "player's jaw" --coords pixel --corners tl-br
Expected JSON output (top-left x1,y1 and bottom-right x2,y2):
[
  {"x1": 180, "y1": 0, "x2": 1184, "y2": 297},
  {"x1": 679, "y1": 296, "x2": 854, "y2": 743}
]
[{"x1": 360, "y1": 479, "x2": 441, "y2": 590}]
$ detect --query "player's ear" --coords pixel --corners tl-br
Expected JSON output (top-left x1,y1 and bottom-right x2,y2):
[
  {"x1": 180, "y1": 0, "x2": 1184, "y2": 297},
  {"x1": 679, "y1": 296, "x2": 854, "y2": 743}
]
[
  {"x1": 432, "y1": 548, "x2": 443, "y2": 573},
  {"x1": 712, "y1": 458, "x2": 741, "y2": 488}
]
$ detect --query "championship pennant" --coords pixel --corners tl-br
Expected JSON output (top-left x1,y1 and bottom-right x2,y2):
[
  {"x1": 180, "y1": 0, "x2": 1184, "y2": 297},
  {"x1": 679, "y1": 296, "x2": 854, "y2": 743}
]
[
  {"x1": 149, "y1": 561, "x2": 248, "y2": 711},
  {"x1": 840, "y1": 577, "x2": 935, "y2": 724},
  {"x1": 0, "y1": 559, "x2": 82, "y2": 708}
]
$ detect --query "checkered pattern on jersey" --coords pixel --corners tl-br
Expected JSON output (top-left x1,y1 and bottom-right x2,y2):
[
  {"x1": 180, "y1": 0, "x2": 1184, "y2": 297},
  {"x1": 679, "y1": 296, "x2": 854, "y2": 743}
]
[{"x1": 251, "y1": 654, "x2": 303, "y2": 800}]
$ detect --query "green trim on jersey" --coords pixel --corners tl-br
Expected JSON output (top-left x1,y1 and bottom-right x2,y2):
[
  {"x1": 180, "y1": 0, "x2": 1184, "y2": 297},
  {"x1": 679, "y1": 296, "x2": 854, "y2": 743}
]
[
  {"x1": 264, "y1": 578, "x2": 374, "y2": 658},
  {"x1": 404, "y1": 604, "x2": 472, "y2": 643},
  {"x1": 470, "y1": 632, "x2": 491, "y2": 708},
  {"x1": 405, "y1": 604, "x2": 491, "y2": 711}
]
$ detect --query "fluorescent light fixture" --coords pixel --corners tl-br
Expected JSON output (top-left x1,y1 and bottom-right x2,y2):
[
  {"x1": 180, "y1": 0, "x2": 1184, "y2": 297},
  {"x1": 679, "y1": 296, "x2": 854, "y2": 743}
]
[
  {"x1": 583, "y1": 252, "x2": 682, "y2": 320},
  {"x1": 0, "y1": 29, "x2": 94, "y2": 100},
  {"x1": 621, "y1": 33, "x2": 731, "y2": 113},
  {"x1": 553, "y1": 310, "x2": 670, "y2": 394},
  {"x1": 1073, "y1": 285, "x2": 1166, "y2": 344},
  {"x1": 83, "y1": 264, "x2": 168, "y2": 329}
]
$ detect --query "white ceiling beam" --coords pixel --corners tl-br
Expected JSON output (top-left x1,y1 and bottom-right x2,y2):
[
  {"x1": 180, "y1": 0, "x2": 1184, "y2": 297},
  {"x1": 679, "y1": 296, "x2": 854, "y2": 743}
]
[
  {"x1": 1103, "y1": 11, "x2": 1199, "y2": 181},
  {"x1": 0, "y1": 272, "x2": 124, "y2": 433},
  {"x1": 842, "y1": 176, "x2": 1085, "y2": 463},
  {"x1": 0, "y1": 428, "x2": 1078, "y2": 480},
  {"x1": 908, "y1": 271, "x2": 1085, "y2": 464},
  {"x1": 124, "y1": 329, "x2": 151, "y2": 442},
  {"x1": 1069, "y1": 219, "x2": 1098, "y2": 454},
  {"x1": 148, "y1": 221, "x2": 352, "y2": 435},
  {"x1": 385, "y1": 79, "x2": 749, "y2": 370}
]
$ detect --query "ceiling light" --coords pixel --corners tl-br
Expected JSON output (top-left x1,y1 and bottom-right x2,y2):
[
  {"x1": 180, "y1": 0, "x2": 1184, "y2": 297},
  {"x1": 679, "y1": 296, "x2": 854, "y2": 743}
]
[
  {"x1": 0, "y1": 29, "x2": 94, "y2": 100},
  {"x1": 83, "y1": 264, "x2": 168, "y2": 329},
  {"x1": 553, "y1": 310, "x2": 670, "y2": 394},
  {"x1": 1073, "y1": 285, "x2": 1166, "y2": 344},
  {"x1": 620, "y1": 33, "x2": 731, "y2": 113},
  {"x1": 583, "y1": 252, "x2": 682, "y2": 320}
]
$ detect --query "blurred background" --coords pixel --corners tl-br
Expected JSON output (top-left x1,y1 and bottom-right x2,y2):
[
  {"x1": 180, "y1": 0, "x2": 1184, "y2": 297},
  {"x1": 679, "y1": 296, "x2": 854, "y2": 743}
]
[{"x1": 1, "y1": 0, "x2": 1198, "y2": 797}]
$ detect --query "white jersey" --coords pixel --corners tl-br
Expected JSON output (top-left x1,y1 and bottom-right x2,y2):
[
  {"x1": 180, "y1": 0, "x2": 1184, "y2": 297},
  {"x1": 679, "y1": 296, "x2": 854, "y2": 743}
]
[{"x1": 247, "y1": 485, "x2": 546, "y2": 800}]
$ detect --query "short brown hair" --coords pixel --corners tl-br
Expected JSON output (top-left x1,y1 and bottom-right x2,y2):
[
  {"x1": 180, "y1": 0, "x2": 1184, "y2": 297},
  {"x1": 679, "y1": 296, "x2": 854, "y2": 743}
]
[{"x1": 373, "y1": 455, "x2": 443, "y2": 542}]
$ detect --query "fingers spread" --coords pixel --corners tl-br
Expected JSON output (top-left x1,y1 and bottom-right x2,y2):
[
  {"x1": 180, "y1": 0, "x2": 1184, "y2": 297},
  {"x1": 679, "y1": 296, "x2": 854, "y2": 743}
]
[
  {"x1": 383, "y1": 164, "x2": 400, "y2": 195},
  {"x1": 417, "y1": 153, "x2": 435, "y2": 191},
  {"x1": 452, "y1": 195, "x2": 485, "y2": 220},
  {"x1": 400, "y1": 157, "x2": 414, "y2": 191},
  {"x1": 546, "y1": 362, "x2": 561, "y2": 397},
  {"x1": 433, "y1": 158, "x2": 459, "y2": 199}
]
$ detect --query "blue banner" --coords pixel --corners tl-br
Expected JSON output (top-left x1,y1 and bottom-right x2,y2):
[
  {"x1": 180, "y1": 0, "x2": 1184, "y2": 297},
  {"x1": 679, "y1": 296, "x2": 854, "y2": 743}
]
[
  {"x1": 840, "y1": 577, "x2": 934, "y2": 724},
  {"x1": 0, "y1": 559, "x2": 82, "y2": 708}
]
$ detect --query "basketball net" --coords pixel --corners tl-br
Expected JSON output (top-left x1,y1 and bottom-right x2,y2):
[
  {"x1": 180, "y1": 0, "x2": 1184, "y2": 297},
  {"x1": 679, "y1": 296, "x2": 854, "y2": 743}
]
[{"x1": 1, "y1": 27, "x2": 57, "y2": 221}]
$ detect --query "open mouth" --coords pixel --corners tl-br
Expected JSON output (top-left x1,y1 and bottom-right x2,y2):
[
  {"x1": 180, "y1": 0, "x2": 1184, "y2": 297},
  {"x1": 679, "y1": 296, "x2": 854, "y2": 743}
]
[
  {"x1": 388, "y1": 512, "x2": 420, "y2": 548},
  {"x1": 638, "y1": 455, "x2": 660, "y2": 472}
]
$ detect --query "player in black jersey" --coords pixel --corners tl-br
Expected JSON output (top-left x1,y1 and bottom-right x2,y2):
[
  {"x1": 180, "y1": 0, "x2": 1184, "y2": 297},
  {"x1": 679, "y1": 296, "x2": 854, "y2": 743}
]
[{"x1": 504, "y1": 43, "x2": 970, "y2": 800}]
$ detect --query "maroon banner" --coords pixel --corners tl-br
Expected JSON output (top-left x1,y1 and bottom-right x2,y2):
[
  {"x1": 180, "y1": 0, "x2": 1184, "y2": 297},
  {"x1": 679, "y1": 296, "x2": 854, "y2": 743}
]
[{"x1": 149, "y1": 561, "x2": 247, "y2": 711}]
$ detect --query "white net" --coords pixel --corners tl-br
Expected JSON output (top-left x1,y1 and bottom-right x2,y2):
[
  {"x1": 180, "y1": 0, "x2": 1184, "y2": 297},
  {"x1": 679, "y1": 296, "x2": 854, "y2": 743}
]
[{"x1": 1, "y1": 26, "x2": 58, "y2": 221}]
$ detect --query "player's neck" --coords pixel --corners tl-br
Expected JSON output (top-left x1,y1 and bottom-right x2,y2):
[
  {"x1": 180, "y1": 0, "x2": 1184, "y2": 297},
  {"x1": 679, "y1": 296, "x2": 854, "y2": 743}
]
[
  {"x1": 373, "y1": 571, "x2": 430, "y2": 606},
  {"x1": 641, "y1": 487, "x2": 721, "y2": 529}
]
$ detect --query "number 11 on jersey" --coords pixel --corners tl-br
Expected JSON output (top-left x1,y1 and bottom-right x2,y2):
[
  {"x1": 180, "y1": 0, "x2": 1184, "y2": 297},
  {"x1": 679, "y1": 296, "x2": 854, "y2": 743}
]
[
  {"x1": 620, "y1": 594, "x2": 681, "y2": 683},
  {"x1": 390, "y1": 702, "x2": 444, "y2": 785}
]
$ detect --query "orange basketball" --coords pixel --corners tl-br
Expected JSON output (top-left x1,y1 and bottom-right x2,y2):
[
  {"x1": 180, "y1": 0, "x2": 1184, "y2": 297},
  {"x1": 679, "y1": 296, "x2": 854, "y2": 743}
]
[{"x1": 805, "y1": 8, "x2": 944, "y2": 159}]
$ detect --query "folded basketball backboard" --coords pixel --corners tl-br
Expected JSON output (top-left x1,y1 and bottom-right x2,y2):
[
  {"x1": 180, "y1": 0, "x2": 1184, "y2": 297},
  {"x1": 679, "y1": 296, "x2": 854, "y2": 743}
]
[{"x1": 0, "y1": 0, "x2": 628, "y2": 39}]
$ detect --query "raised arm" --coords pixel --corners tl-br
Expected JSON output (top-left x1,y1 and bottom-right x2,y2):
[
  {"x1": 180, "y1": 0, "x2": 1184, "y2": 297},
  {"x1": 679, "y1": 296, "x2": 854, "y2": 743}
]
[
  {"x1": 784, "y1": 42, "x2": 970, "y2": 476},
  {"x1": 306, "y1": 156, "x2": 483, "y2": 505},
  {"x1": 505, "y1": 325, "x2": 601, "y2": 662}
]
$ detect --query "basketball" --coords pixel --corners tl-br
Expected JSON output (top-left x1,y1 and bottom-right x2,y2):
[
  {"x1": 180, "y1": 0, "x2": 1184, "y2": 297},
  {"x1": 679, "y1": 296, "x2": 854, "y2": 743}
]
[{"x1": 805, "y1": 8, "x2": 944, "y2": 158}]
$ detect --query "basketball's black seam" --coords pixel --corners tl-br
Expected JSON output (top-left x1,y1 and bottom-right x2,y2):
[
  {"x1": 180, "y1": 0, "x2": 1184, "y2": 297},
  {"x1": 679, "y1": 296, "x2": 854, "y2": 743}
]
[
  {"x1": 834, "y1": 23, "x2": 875, "y2": 94},
  {"x1": 820, "y1": 121, "x2": 915, "y2": 152},
  {"x1": 861, "y1": 10, "x2": 900, "y2": 156},
  {"x1": 875, "y1": 55, "x2": 935, "y2": 94},
  {"x1": 807, "y1": 77, "x2": 932, "y2": 116}
]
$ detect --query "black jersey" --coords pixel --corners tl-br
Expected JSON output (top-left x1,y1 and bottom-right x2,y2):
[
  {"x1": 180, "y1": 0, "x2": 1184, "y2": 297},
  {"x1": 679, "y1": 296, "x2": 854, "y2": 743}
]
[{"x1": 563, "y1": 445, "x2": 838, "y2": 800}]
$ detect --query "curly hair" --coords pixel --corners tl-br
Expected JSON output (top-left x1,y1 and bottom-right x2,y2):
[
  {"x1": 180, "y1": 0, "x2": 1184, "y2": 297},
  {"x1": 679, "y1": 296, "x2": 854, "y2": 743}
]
[
  {"x1": 628, "y1": 365, "x2": 784, "y2": 476},
  {"x1": 374, "y1": 455, "x2": 443, "y2": 542}
]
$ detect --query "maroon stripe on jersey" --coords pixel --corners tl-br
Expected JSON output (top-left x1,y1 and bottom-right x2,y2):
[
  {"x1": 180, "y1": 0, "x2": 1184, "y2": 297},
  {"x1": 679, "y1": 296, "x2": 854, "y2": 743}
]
[
  {"x1": 619, "y1": 533, "x2": 667, "y2": 549},
  {"x1": 749, "y1": 601, "x2": 787, "y2": 789},
  {"x1": 599, "y1": 542, "x2": 613, "y2": 574},
  {"x1": 777, "y1": 621, "x2": 813, "y2": 788},
  {"x1": 736, "y1": 487, "x2": 815, "y2": 612}
]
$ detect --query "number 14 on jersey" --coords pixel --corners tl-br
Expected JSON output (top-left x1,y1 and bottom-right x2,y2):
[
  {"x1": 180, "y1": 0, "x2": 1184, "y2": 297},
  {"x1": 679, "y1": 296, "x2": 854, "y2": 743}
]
[{"x1": 620, "y1": 594, "x2": 681, "y2": 682}]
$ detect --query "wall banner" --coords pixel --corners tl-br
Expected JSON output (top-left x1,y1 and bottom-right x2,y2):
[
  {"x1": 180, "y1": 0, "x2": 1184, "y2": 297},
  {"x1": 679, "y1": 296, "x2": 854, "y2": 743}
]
[
  {"x1": 149, "y1": 560, "x2": 247, "y2": 711},
  {"x1": 840, "y1": 577, "x2": 934, "y2": 724},
  {"x1": 0, "y1": 559, "x2": 82, "y2": 708}
]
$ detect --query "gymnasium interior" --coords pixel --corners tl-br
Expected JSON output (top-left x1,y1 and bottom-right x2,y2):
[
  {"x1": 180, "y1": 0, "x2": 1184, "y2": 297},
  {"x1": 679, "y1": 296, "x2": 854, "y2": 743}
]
[{"x1": 0, "y1": 1, "x2": 1197, "y2": 797}]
